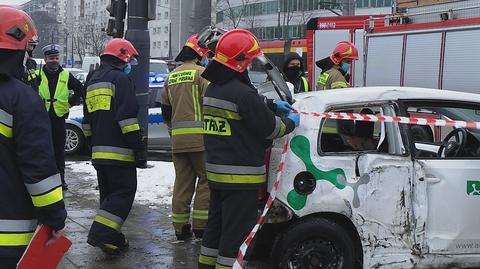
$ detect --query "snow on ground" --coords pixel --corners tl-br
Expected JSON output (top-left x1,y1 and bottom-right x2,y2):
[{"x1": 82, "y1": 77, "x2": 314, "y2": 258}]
[{"x1": 67, "y1": 161, "x2": 175, "y2": 205}]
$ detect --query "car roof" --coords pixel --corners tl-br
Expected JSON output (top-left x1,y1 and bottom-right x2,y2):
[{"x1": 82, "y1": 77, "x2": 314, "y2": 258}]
[
  {"x1": 150, "y1": 59, "x2": 167, "y2": 64},
  {"x1": 296, "y1": 87, "x2": 480, "y2": 109}
]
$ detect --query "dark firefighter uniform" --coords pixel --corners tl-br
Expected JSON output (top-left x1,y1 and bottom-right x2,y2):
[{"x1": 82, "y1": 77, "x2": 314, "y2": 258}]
[
  {"x1": 0, "y1": 75, "x2": 67, "y2": 267},
  {"x1": 198, "y1": 65, "x2": 296, "y2": 268},
  {"x1": 33, "y1": 63, "x2": 83, "y2": 188},
  {"x1": 83, "y1": 58, "x2": 143, "y2": 253},
  {"x1": 160, "y1": 60, "x2": 210, "y2": 239}
]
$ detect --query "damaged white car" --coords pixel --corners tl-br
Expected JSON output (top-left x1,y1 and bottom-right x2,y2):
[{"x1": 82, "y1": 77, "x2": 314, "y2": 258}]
[{"x1": 259, "y1": 87, "x2": 480, "y2": 269}]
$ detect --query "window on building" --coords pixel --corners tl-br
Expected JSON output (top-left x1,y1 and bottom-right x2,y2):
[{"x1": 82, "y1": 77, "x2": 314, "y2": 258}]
[
  {"x1": 157, "y1": 13, "x2": 161, "y2": 19},
  {"x1": 164, "y1": 26, "x2": 168, "y2": 33},
  {"x1": 165, "y1": 11, "x2": 168, "y2": 19},
  {"x1": 165, "y1": 0, "x2": 168, "y2": 4},
  {"x1": 164, "y1": 41, "x2": 168, "y2": 48}
]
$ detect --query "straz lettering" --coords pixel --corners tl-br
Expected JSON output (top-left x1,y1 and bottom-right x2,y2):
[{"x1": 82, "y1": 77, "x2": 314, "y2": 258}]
[
  {"x1": 168, "y1": 70, "x2": 196, "y2": 85},
  {"x1": 204, "y1": 115, "x2": 231, "y2": 136}
]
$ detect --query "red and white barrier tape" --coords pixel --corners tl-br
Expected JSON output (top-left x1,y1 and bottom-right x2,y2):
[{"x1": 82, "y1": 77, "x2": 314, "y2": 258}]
[
  {"x1": 233, "y1": 139, "x2": 289, "y2": 269},
  {"x1": 300, "y1": 111, "x2": 480, "y2": 130},
  {"x1": 233, "y1": 110, "x2": 480, "y2": 268}
]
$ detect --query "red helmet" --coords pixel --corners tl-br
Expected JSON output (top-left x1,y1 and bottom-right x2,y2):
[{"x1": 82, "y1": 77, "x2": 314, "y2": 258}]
[
  {"x1": 101, "y1": 38, "x2": 139, "y2": 63},
  {"x1": 185, "y1": 34, "x2": 210, "y2": 58},
  {"x1": 0, "y1": 5, "x2": 38, "y2": 51},
  {"x1": 213, "y1": 29, "x2": 263, "y2": 72},
  {"x1": 330, "y1": 41, "x2": 358, "y2": 65}
]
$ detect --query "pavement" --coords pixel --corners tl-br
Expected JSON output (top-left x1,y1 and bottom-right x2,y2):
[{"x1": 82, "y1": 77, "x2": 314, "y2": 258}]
[{"x1": 58, "y1": 155, "x2": 270, "y2": 269}]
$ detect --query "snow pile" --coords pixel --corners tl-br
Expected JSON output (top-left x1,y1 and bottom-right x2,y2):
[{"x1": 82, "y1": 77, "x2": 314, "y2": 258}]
[{"x1": 67, "y1": 161, "x2": 175, "y2": 205}]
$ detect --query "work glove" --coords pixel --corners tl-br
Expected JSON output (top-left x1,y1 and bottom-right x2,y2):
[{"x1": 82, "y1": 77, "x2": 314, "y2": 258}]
[
  {"x1": 274, "y1": 100, "x2": 293, "y2": 113},
  {"x1": 287, "y1": 113, "x2": 300, "y2": 127}
]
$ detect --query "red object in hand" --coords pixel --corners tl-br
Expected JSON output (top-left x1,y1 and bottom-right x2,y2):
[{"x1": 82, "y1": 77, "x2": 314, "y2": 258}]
[{"x1": 17, "y1": 225, "x2": 72, "y2": 269}]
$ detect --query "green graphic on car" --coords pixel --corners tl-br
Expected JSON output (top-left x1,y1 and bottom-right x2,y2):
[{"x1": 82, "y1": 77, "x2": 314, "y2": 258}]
[{"x1": 287, "y1": 135, "x2": 371, "y2": 210}]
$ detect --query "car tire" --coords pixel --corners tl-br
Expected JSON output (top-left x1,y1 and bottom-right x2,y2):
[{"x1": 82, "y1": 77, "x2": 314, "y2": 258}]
[
  {"x1": 65, "y1": 124, "x2": 85, "y2": 155},
  {"x1": 271, "y1": 217, "x2": 356, "y2": 269}
]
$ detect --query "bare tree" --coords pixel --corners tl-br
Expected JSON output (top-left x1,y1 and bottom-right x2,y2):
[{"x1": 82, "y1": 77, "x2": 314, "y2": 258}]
[
  {"x1": 216, "y1": 0, "x2": 251, "y2": 29},
  {"x1": 71, "y1": 14, "x2": 110, "y2": 62}
]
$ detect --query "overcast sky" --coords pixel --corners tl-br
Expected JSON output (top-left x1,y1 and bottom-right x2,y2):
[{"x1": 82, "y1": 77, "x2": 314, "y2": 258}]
[{"x1": 0, "y1": 0, "x2": 29, "y2": 6}]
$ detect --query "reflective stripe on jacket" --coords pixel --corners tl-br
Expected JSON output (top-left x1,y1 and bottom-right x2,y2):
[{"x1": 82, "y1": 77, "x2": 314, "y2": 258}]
[
  {"x1": 316, "y1": 66, "x2": 349, "y2": 90},
  {"x1": 37, "y1": 69, "x2": 70, "y2": 117}
]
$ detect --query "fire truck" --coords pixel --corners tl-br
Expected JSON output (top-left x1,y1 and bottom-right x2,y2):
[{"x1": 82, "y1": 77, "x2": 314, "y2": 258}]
[{"x1": 307, "y1": 0, "x2": 480, "y2": 94}]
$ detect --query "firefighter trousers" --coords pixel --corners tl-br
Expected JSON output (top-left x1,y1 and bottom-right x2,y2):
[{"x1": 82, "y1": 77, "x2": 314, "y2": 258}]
[
  {"x1": 88, "y1": 165, "x2": 137, "y2": 247},
  {"x1": 198, "y1": 188, "x2": 258, "y2": 269},
  {"x1": 50, "y1": 117, "x2": 66, "y2": 184},
  {"x1": 172, "y1": 151, "x2": 209, "y2": 234},
  {"x1": 0, "y1": 257, "x2": 20, "y2": 269}
]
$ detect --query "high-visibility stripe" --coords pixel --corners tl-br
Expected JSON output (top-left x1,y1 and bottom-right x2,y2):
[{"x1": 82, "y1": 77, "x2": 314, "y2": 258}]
[
  {"x1": 217, "y1": 256, "x2": 235, "y2": 267},
  {"x1": 118, "y1": 118, "x2": 140, "y2": 134},
  {"x1": 192, "y1": 85, "x2": 202, "y2": 121},
  {"x1": 171, "y1": 121, "x2": 204, "y2": 136},
  {"x1": 266, "y1": 116, "x2": 285, "y2": 139},
  {"x1": 0, "y1": 123, "x2": 12, "y2": 138},
  {"x1": 203, "y1": 97, "x2": 238, "y2": 112},
  {"x1": 0, "y1": 108, "x2": 12, "y2": 127},
  {"x1": 201, "y1": 246, "x2": 218, "y2": 257},
  {"x1": 207, "y1": 172, "x2": 265, "y2": 184},
  {"x1": 92, "y1": 146, "x2": 135, "y2": 162},
  {"x1": 192, "y1": 209, "x2": 208, "y2": 220},
  {"x1": 172, "y1": 213, "x2": 190, "y2": 223},
  {"x1": 25, "y1": 173, "x2": 62, "y2": 196},
  {"x1": 94, "y1": 209, "x2": 123, "y2": 232},
  {"x1": 331, "y1": 81, "x2": 349, "y2": 89},
  {"x1": 203, "y1": 107, "x2": 241, "y2": 120},
  {"x1": 199, "y1": 254, "x2": 217, "y2": 266},
  {"x1": 0, "y1": 233, "x2": 34, "y2": 246},
  {"x1": 87, "y1": 82, "x2": 115, "y2": 94},
  {"x1": 206, "y1": 163, "x2": 265, "y2": 175},
  {"x1": 301, "y1": 77, "x2": 309, "y2": 92},
  {"x1": 0, "y1": 219, "x2": 37, "y2": 232},
  {"x1": 31, "y1": 186, "x2": 63, "y2": 207},
  {"x1": 215, "y1": 264, "x2": 232, "y2": 269}
]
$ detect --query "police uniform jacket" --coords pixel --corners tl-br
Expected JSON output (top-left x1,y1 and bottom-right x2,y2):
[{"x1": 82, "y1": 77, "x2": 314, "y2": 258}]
[
  {"x1": 202, "y1": 72, "x2": 295, "y2": 190},
  {"x1": 160, "y1": 60, "x2": 209, "y2": 153},
  {"x1": 0, "y1": 75, "x2": 67, "y2": 258},
  {"x1": 82, "y1": 59, "x2": 143, "y2": 167}
]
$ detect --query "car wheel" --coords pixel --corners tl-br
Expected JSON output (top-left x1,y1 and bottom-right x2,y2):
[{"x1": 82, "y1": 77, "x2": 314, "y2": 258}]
[
  {"x1": 65, "y1": 124, "x2": 84, "y2": 155},
  {"x1": 271, "y1": 218, "x2": 356, "y2": 269}
]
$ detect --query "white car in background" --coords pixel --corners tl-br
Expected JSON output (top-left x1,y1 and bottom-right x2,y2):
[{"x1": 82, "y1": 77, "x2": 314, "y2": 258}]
[{"x1": 65, "y1": 105, "x2": 171, "y2": 155}]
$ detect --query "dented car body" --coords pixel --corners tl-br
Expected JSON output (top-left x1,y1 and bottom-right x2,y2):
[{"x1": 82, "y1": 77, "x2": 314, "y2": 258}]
[{"x1": 265, "y1": 87, "x2": 480, "y2": 268}]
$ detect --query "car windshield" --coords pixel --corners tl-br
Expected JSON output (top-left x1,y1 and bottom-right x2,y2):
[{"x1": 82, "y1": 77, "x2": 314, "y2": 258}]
[{"x1": 150, "y1": 63, "x2": 169, "y2": 74}]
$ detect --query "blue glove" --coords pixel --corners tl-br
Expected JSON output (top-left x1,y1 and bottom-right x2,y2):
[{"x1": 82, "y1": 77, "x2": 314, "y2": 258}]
[
  {"x1": 287, "y1": 113, "x2": 300, "y2": 127},
  {"x1": 274, "y1": 100, "x2": 293, "y2": 113}
]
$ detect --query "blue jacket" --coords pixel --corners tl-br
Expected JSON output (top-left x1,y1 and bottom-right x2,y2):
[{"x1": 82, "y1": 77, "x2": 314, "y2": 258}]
[{"x1": 0, "y1": 75, "x2": 66, "y2": 259}]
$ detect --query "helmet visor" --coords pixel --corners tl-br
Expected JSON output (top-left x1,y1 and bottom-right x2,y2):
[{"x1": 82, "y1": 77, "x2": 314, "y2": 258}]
[
  {"x1": 130, "y1": 57, "x2": 138, "y2": 65},
  {"x1": 255, "y1": 55, "x2": 293, "y2": 104}
]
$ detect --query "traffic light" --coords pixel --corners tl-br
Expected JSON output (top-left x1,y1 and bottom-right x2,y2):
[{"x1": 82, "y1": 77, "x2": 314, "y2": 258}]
[{"x1": 106, "y1": 0, "x2": 126, "y2": 38}]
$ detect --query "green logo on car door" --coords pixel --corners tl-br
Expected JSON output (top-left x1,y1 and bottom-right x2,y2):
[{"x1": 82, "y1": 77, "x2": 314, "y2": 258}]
[{"x1": 467, "y1": 181, "x2": 480, "y2": 195}]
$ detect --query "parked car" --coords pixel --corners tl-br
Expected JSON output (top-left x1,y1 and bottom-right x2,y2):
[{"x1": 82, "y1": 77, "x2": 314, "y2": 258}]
[
  {"x1": 65, "y1": 105, "x2": 171, "y2": 155},
  {"x1": 74, "y1": 72, "x2": 89, "y2": 84},
  {"x1": 65, "y1": 67, "x2": 85, "y2": 77},
  {"x1": 256, "y1": 87, "x2": 480, "y2": 268},
  {"x1": 148, "y1": 59, "x2": 169, "y2": 107}
]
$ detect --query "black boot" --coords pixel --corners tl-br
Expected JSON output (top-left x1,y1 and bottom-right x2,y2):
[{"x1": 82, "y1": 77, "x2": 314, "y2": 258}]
[
  {"x1": 193, "y1": 229, "x2": 204, "y2": 239},
  {"x1": 176, "y1": 224, "x2": 192, "y2": 240}
]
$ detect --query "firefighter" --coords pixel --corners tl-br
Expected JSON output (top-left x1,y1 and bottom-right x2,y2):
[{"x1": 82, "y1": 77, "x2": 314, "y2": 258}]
[
  {"x1": 315, "y1": 41, "x2": 358, "y2": 90},
  {"x1": 33, "y1": 43, "x2": 83, "y2": 190},
  {"x1": 83, "y1": 38, "x2": 145, "y2": 255},
  {"x1": 282, "y1": 52, "x2": 309, "y2": 93},
  {"x1": 24, "y1": 36, "x2": 39, "y2": 92},
  {"x1": 0, "y1": 6, "x2": 67, "y2": 268},
  {"x1": 198, "y1": 29, "x2": 300, "y2": 269},
  {"x1": 160, "y1": 34, "x2": 211, "y2": 240}
]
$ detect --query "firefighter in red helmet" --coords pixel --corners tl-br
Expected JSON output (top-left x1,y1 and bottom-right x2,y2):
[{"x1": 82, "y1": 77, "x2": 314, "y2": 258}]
[
  {"x1": 0, "y1": 6, "x2": 67, "y2": 268},
  {"x1": 315, "y1": 41, "x2": 358, "y2": 90},
  {"x1": 83, "y1": 38, "x2": 145, "y2": 255},
  {"x1": 159, "y1": 34, "x2": 211, "y2": 240},
  {"x1": 197, "y1": 29, "x2": 299, "y2": 269}
]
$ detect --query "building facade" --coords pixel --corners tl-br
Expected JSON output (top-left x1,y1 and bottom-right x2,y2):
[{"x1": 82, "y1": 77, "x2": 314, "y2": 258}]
[
  {"x1": 149, "y1": 0, "x2": 170, "y2": 59},
  {"x1": 214, "y1": 0, "x2": 393, "y2": 40}
]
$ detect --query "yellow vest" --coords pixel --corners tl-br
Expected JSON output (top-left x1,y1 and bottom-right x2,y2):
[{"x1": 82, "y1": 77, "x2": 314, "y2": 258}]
[{"x1": 37, "y1": 69, "x2": 70, "y2": 117}]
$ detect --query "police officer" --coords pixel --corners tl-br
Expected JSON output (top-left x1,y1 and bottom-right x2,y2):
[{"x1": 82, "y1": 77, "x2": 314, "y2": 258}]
[
  {"x1": 83, "y1": 38, "x2": 144, "y2": 255},
  {"x1": 315, "y1": 41, "x2": 358, "y2": 90},
  {"x1": 34, "y1": 43, "x2": 84, "y2": 190},
  {"x1": 198, "y1": 29, "x2": 300, "y2": 269},
  {"x1": 160, "y1": 35, "x2": 210, "y2": 240},
  {"x1": 282, "y1": 52, "x2": 309, "y2": 93},
  {"x1": 0, "y1": 6, "x2": 67, "y2": 268}
]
